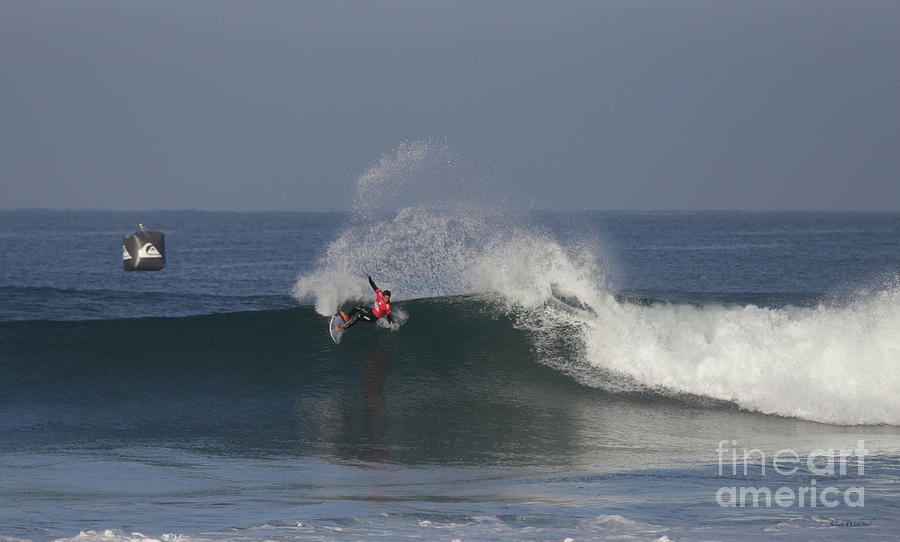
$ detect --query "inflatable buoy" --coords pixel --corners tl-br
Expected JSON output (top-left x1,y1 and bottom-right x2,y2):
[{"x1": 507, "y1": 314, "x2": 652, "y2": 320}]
[{"x1": 123, "y1": 225, "x2": 166, "y2": 271}]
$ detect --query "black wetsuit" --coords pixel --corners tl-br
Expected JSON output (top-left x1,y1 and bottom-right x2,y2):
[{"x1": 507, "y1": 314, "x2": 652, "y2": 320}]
[{"x1": 343, "y1": 276, "x2": 393, "y2": 329}]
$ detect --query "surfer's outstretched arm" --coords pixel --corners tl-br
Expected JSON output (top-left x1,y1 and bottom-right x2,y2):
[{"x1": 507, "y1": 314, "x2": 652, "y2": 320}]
[{"x1": 366, "y1": 273, "x2": 378, "y2": 292}]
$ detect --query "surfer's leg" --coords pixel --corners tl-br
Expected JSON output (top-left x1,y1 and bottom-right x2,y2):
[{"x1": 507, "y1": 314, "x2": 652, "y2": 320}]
[
  {"x1": 343, "y1": 307, "x2": 370, "y2": 329},
  {"x1": 343, "y1": 314, "x2": 360, "y2": 329},
  {"x1": 347, "y1": 307, "x2": 366, "y2": 318}
]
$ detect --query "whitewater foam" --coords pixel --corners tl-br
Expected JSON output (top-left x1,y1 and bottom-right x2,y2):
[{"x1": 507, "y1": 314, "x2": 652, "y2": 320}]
[
  {"x1": 508, "y1": 266, "x2": 900, "y2": 425},
  {"x1": 52, "y1": 531, "x2": 200, "y2": 542},
  {"x1": 573, "y1": 283, "x2": 900, "y2": 425}
]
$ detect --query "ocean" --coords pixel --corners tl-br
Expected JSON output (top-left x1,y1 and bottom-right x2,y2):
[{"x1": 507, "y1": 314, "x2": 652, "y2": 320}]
[{"x1": 2, "y1": 149, "x2": 900, "y2": 541}]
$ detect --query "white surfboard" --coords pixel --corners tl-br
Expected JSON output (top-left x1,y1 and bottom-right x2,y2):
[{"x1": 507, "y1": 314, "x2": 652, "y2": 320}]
[{"x1": 329, "y1": 314, "x2": 344, "y2": 344}]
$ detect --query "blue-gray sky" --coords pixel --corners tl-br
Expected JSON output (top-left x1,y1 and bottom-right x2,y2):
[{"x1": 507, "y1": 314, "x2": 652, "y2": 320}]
[{"x1": 2, "y1": 1, "x2": 898, "y2": 211}]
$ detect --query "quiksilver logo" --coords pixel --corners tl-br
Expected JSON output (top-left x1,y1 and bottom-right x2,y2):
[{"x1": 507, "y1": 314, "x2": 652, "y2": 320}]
[
  {"x1": 122, "y1": 245, "x2": 132, "y2": 260},
  {"x1": 138, "y1": 243, "x2": 162, "y2": 259}
]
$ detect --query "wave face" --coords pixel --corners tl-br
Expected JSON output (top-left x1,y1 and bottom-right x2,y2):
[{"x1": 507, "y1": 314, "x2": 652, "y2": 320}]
[
  {"x1": 292, "y1": 140, "x2": 900, "y2": 426},
  {"x1": 0, "y1": 302, "x2": 602, "y2": 465}
]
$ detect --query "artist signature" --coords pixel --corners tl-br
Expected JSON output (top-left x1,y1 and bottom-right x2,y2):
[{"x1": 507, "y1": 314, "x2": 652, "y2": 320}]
[{"x1": 828, "y1": 519, "x2": 874, "y2": 528}]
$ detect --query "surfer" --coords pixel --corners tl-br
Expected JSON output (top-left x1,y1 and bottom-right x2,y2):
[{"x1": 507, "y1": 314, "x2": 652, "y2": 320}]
[{"x1": 337, "y1": 273, "x2": 393, "y2": 331}]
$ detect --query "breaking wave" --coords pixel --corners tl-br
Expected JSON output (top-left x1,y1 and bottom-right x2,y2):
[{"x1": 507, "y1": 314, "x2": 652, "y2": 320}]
[{"x1": 292, "y1": 140, "x2": 900, "y2": 425}]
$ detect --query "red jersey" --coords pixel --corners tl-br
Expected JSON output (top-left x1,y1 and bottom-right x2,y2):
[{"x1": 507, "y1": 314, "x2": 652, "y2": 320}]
[{"x1": 372, "y1": 289, "x2": 391, "y2": 318}]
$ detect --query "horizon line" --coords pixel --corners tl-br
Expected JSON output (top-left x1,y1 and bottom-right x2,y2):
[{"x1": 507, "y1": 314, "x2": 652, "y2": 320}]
[{"x1": 2, "y1": 207, "x2": 899, "y2": 214}]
